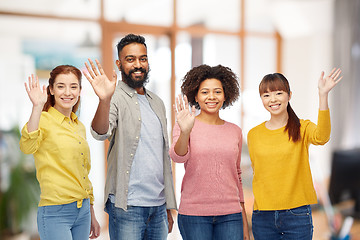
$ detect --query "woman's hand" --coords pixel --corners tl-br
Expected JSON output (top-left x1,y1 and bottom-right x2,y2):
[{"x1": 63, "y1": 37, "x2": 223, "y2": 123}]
[
  {"x1": 24, "y1": 74, "x2": 47, "y2": 108},
  {"x1": 89, "y1": 205, "x2": 100, "y2": 239},
  {"x1": 84, "y1": 59, "x2": 117, "y2": 101},
  {"x1": 318, "y1": 67, "x2": 342, "y2": 95},
  {"x1": 318, "y1": 67, "x2": 343, "y2": 110},
  {"x1": 25, "y1": 74, "x2": 47, "y2": 132},
  {"x1": 174, "y1": 94, "x2": 196, "y2": 134}
]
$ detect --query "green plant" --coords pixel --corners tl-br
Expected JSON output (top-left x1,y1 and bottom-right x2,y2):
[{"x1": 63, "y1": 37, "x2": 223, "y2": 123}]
[{"x1": 0, "y1": 127, "x2": 40, "y2": 236}]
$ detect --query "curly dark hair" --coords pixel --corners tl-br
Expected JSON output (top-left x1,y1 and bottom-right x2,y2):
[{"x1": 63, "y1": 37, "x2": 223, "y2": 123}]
[{"x1": 181, "y1": 64, "x2": 240, "y2": 110}]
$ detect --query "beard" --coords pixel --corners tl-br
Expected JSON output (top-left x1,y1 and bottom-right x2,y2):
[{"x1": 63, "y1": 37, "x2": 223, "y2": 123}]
[{"x1": 120, "y1": 65, "x2": 150, "y2": 89}]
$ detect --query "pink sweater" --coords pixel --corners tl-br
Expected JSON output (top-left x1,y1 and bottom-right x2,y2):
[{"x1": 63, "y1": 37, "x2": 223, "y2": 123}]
[{"x1": 170, "y1": 119, "x2": 245, "y2": 216}]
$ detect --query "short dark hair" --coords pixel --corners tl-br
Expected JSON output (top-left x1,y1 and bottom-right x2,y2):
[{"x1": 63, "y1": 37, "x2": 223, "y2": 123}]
[
  {"x1": 116, "y1": 34, "x2": 147, "y2": 58},
  {"x1": 181, "y1": 64, "x2": 240, "y2": 110}
]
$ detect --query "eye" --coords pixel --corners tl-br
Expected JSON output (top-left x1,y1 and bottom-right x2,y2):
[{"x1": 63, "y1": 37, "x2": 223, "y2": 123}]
[
  {"x1": 57, "y1": 85, "x2": 64, "y2": 89},
  {"x1": 215, "y1": 90, "x2": 223, "y2": 94},
  {"x1": 140, "y1": 57, "x2": 148, "y2": 62},
  {"x1": 262, "y1": 93, "x2": 269, "y2": 97},
  {"x1": 71, "y1": 86, "x2": 78, "y2": 90},
  {"x1": 276, "y1": 91, "x2": 283, "y2": 95},
  {"x1": 126, "y1": 58, "x2": 134, "y2": 63},
  {"x1": 201, "y1": 91, "x2": 208, "y2": 95}
]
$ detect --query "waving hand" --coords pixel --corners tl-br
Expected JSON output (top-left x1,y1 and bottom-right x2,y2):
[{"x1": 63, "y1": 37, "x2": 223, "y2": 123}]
[
  {"x1": 318, "y1": 67, "x2": 342, "y2": 95},
  {"x1": 83, "y1": 59, "x2": 117, "y2": 101},
  {"x1": 174, "y1": 94, "x2": 196, "y2": 134},
  {"x1": 25, "y1": 74, "x2": 47, "y2": 108},
  {"x1": 318, "y1": 67, "x2": 343, "y2": 110}
]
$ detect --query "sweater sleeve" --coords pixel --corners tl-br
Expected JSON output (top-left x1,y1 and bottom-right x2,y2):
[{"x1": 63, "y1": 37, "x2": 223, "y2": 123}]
[
  {"x1": 169, "y1": 122, "x2": 190, "y2": 163},
  {"x1": 306, "y1": 109, "x2": 331, "y2": 145}
]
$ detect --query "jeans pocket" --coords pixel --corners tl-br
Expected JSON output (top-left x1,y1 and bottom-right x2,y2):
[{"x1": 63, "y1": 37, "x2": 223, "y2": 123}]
[{"x1": 288, "y1": 205, "x2": 310, "y2": 216}]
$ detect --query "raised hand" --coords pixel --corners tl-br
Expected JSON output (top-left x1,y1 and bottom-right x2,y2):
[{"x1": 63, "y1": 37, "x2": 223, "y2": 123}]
[
  {"x1": 24, "y1": 74, "x2": 47, "y2": 108},
  {"x1": 83, "y1": 59, "x2": 117, "y2": 101},
  {"x1": 318, "y1": 67, "x2": 343, "y2": 95},
  {"x1": 174, "y1": 94, "x2": 196, "y2": 134}
]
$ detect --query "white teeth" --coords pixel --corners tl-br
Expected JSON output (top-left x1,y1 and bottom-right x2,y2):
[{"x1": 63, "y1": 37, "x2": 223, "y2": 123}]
[{"x1": 270, "y1": 104, "x2": 280, "y2": 109}]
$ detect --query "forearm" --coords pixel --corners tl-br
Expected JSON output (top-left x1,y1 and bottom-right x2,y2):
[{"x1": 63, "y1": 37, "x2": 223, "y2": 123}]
[
  {"x1": 27, "y1": 105, "x2": 44, "y2": 132},
  {"x1": 319, "y1": 92, "x2": 329, "y2": 111},
  {"x1": 174, "y1": 132, "x2": 190, "y2": 156},
  {"x1": 241, "y1": 202, "x2": 250, "y2": 239},
  {"x1": 91, "y1": 99, "x2": 111, "y2": 134}
]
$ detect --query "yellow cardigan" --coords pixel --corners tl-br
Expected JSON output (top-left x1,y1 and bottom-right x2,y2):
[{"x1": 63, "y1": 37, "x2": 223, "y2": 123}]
[{"x1": 247, "y1": 110, "x2": 330, "y2": 210}]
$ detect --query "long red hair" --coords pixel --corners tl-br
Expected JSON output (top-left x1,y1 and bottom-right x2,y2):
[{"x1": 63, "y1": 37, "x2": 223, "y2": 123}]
[{"x1": 43, "y1": 65, "x2": 82, "y2": 113}]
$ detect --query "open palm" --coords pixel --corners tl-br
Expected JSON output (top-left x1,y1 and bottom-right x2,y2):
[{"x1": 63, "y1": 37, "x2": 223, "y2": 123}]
[
  {"x1": 318, "y1": 68, "x2": 342, "y2": 95},
  {"x1": 84, "y1": 59, "x2": 117, "y2": 100},
  {"x1": 174, "y1": 94, "x2": 196, "y2": 134},
  {"x1": 24, "y1": 74, "x2": 47, "y2": 107}
]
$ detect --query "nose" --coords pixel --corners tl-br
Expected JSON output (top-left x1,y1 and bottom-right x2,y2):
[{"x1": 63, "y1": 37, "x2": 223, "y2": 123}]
[
  {"x1": 208, "y1": 91, "x2": 215, "y2": 99},
  {"x1": 270, "y1": 93, "x2": 276, "y2": 101},
  {"x1": 133, "y1": 59, "x2": 141, "y2": 68},
  {"x1": 65, "y1": 86, "x2": 71, "y2": 95}
]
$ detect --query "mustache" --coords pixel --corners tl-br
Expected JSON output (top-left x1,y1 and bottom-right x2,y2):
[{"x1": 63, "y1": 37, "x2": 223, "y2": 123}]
[{"x1": 129, "y1": 68, "x2": 146, "y2": 74}]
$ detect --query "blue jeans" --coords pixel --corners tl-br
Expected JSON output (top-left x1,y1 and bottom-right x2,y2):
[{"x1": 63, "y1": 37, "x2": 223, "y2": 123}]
[
  {"x1": 105, "y1": 199, "x2": 168, "y2": 240},
  {"x1": 37, "y1": 199, "x2": 90, "y2": 240},
  {"x1": 252, "y1": 205, "x2": 313, "y2": 240},
  {"x1": 178, "y1": 212, "x2": 244, "y2": 240}
]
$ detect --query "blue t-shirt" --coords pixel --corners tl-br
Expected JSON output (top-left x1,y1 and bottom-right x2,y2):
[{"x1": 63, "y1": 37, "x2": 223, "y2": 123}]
[{"x1": 126, "y1": 94, "x2": 165, "y2": 206}]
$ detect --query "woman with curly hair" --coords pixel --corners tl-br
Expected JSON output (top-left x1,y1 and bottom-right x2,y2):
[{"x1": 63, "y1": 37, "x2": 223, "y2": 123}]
[{"x1": 169, "y1": 64, "x2": 249, "y2": 240}]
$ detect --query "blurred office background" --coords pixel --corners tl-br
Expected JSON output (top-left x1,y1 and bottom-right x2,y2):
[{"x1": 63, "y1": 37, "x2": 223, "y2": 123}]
[{"x1": 0, "y1": 0, "x2": 359, "y2": 239}]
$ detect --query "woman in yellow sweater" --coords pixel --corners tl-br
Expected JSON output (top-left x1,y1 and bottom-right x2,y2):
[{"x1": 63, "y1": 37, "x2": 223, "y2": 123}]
[
  {"x1": 19, "y1": 65, "x2": 100, "y2": 239},
  {"x1": 247, "y1": 68, "x2": 342, "y2": 239}
]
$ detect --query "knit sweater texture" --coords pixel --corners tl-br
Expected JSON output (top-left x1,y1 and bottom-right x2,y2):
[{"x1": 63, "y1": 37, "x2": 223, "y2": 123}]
[
  {"x1": 170, "y1": 119, "x2": 245, "y2": 216},
  {"x1": 247, "y1": 110, "x2": 331, "y2": 210}
]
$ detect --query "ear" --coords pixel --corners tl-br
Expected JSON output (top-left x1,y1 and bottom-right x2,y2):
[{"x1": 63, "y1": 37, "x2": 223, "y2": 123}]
[
  {"x1": 49, "y1": 87, "x2": 54, "y2": 95},
  {"x1": 116, "y1": 60, "x2": 121, "y2": 71},
  {"x1": 288, "y1": 91, "x2": 292, "y2": 101}
]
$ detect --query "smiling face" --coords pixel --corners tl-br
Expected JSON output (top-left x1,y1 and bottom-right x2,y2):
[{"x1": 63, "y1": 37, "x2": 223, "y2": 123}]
[
  {"x1": 50, "y1": 73, "x2": 81, "y2": 117},
  {"x1": 195, "y1": 78, "x2": 225, "y2": 115},
  {"x1": 260, "y1": 90, "x2": 291, "y2": 116},
  {"x1": 116, "y1": 43, "x2": 149, "y2": 89}
]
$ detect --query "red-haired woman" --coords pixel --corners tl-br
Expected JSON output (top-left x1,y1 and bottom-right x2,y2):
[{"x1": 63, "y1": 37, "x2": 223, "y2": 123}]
[{"x1": 19, "y1": 65, "x2": 100, "y2": 240}]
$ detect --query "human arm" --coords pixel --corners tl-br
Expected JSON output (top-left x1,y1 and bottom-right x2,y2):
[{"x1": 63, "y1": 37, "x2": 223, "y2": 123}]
[
  {"x1": 83, "y1": 59, "x2": 117, "y2": 134},
  {"x1": 318, "y1": 68, "x2": 342, "y2": 110},
  {"x1": 89, "y1": 204, "x2": 100, "y2": 239},
  {"x1": 241, "y1": 202, "x2": 250, "y2": 240},
  {"x1": 173, "y1": 95, "x2": 196, "y2": 156},
  {"x1": 166, "y1": 209, "x2": 174, "y2": 233},
  {"x1": 306, "y1": 68, "x2": 342, "y2": 144},
  {"x1": 24, "y1": 74, "x2": 47, "y2": 132}
]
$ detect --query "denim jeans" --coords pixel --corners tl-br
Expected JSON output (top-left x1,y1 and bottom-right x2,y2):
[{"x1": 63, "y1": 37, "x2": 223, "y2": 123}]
[
  {"x1": 252, "y1": 205, "x2": 313, "y2": 240},
  {"x1": 105, "y1": 199, "x2": 168, "y2": 240},
  {"x1": 37, "y1": 198, "x2": 90, "y2": 240},
  {"x1": 178, "y1": 212, "x2": 244, "y2": 240}
]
